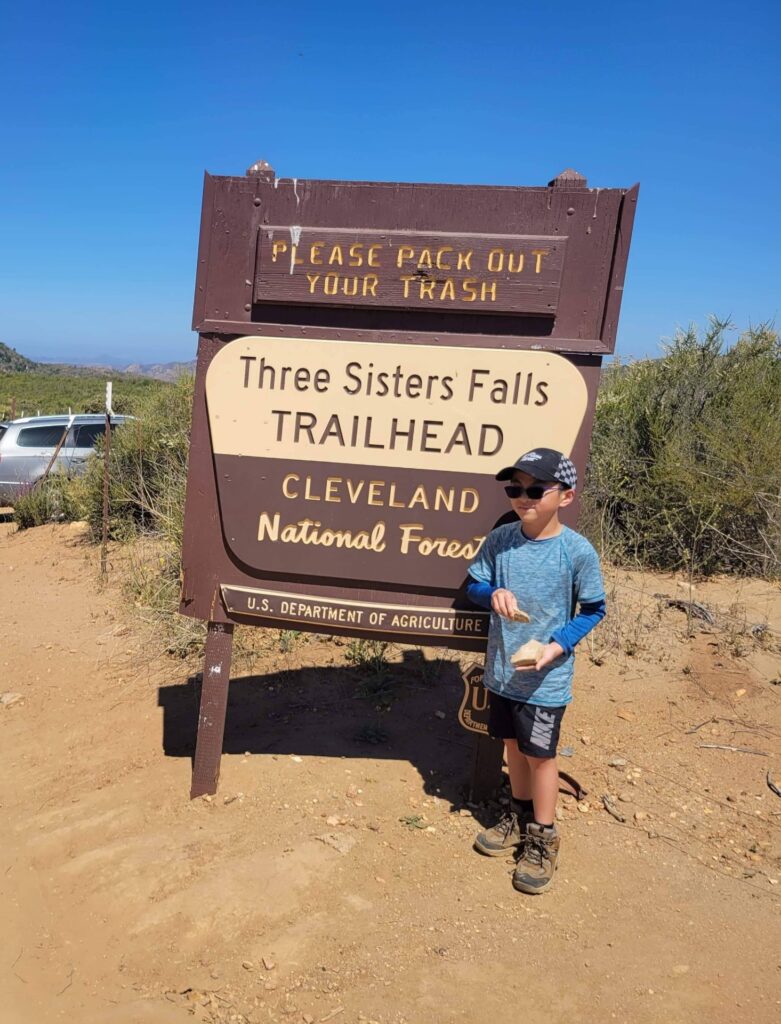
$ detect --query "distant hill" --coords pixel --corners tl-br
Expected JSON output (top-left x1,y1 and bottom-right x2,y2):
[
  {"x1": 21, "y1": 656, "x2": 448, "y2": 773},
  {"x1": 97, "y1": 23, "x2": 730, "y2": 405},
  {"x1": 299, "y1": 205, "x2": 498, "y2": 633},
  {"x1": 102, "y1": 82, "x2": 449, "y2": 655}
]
[
  {"x1": 116, "y1": 360, "x2": 196, "y2": 381},
  {"x1": 0, "y1": 341, "x2": 195, "y2": 381},
  {"x1": 0, "y1": 341, "x2": 37, "y2": 373}
]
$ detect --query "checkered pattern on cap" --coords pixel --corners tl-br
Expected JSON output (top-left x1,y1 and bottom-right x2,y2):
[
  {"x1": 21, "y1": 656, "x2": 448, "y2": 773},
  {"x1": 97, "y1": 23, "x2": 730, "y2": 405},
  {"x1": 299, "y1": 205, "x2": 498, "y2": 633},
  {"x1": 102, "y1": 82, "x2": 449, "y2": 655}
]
[
  {"x1": 554, "y1": 453, "x2": 578, "y2": 488},
  {"x1": 495, "y1": 447, "x2": 578, "y2": 488}
]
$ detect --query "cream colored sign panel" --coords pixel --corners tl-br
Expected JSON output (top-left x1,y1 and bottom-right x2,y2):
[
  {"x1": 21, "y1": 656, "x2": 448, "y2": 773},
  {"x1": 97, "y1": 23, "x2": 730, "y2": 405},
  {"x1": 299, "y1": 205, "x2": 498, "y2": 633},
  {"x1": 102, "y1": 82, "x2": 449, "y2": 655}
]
[{"x1": 206, "y1": 337, "x2": 587, "y2": 474}]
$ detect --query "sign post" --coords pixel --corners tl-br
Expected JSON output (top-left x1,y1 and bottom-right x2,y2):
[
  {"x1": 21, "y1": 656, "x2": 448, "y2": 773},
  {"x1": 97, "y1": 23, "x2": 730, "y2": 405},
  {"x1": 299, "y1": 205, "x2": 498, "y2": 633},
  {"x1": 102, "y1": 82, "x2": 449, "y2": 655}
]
[{"x1": 181, "y1": 163, "x2": 638, "y2": 797}]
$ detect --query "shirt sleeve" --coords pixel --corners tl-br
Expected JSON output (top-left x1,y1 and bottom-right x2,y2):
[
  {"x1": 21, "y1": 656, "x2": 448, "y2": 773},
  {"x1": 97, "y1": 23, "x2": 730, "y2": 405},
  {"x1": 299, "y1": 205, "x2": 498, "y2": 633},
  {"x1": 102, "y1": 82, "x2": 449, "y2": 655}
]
[
  {"x1": 551, "y1": 598, "x2": 606, "y2": 655},
  {"x1": 465, "y1": 576, "x2": 495, "y2": 609},
  {"x1": 466, "y1": 529, "x2": 496, "y2": 586},
  {"x1": 572, "y1": 537, "x2": 606, "y2": 604}
]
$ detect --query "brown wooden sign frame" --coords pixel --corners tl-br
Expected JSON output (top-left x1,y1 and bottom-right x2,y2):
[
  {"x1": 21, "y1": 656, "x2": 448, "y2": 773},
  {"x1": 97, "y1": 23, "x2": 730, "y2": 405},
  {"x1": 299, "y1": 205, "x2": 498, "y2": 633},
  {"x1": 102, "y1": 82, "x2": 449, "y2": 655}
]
[{"x1": 181, "y1": 163, "x2": 638, "y2": 797}]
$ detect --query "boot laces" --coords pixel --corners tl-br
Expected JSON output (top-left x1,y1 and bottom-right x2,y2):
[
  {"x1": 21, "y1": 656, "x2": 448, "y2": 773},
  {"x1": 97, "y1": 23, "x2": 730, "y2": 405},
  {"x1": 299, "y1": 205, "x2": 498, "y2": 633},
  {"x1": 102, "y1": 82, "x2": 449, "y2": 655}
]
[
  {"x1": 525, "y1": 832, "x2": 550, "y2": 866},
  {"x1": 494, "y1": 810, "x2": 517, "y2": 839}
]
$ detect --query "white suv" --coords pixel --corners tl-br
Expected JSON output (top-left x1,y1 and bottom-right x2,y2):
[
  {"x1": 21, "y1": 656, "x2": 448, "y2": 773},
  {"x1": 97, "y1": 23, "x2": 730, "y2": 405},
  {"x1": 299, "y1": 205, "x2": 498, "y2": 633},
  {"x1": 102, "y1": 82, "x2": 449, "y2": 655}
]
[{"x1": 0, "y1": 414, "x2": 130, "y2": 505}]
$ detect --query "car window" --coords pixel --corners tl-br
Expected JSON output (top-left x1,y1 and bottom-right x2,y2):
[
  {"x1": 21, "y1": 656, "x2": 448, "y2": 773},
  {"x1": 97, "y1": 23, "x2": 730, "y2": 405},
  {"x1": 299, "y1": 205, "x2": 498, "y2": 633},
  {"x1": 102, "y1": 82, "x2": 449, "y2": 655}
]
[
  {"x1": 72, "y1": 422, "x2": 106, "y2": 448},
  {"x1": 0, "y1": 425, "x2": 7, "y2": 442},
  {"x1": 16, "y1": 425, "x2": 69, "y2": 448}
]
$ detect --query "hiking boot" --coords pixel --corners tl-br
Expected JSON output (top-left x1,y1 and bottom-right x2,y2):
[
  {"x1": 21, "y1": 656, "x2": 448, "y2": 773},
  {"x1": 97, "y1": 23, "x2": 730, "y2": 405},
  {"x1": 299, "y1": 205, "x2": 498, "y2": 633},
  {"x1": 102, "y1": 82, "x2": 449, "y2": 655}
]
[
  {"x1": 512, "y1": 822, "x2": 560, "y2": 893},
  {"x1": 473, "y1": 800, "x2": 533, "y2": 857}
]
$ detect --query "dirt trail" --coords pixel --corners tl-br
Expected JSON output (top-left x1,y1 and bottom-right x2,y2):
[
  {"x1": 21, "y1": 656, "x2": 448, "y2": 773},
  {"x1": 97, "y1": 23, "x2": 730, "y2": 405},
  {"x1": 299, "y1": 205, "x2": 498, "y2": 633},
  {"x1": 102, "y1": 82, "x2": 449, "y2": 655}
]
[{"x1": 1, "y1": 521, "x2": 780, "y2": 1024}]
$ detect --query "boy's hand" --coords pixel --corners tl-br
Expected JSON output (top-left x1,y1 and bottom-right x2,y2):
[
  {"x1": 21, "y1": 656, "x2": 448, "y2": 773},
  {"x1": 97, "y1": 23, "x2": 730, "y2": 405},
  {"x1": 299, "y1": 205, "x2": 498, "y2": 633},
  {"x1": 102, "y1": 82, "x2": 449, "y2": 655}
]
[
  {"x1": 515, "y1": 641, "x2": 565, "y2": 672},
  {"x1": 491, "y1": 588, "x2": 519, "y2": 619}
]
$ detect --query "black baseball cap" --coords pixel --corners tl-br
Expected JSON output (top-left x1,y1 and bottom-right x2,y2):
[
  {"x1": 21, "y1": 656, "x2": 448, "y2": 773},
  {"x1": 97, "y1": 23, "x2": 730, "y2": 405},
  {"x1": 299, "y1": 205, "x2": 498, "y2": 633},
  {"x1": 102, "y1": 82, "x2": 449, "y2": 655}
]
[{"x1": 495, "y1": 447, "x2": 578, "y2": 489}]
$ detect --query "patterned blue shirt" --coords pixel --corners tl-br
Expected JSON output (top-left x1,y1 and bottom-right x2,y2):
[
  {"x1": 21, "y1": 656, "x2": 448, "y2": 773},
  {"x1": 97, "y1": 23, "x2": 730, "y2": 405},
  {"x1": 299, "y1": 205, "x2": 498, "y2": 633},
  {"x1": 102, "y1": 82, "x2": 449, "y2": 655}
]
[{"x1": 467, "y1": 524, "x2": 605, "y2": 706}]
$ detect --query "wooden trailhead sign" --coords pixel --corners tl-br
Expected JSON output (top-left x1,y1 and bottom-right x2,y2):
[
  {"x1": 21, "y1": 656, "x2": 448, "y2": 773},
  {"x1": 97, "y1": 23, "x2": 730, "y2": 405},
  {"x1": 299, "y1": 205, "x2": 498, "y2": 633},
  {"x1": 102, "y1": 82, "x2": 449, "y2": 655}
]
[{"x1": 181, "y1": 161, "x2": 639, "y2": 797}]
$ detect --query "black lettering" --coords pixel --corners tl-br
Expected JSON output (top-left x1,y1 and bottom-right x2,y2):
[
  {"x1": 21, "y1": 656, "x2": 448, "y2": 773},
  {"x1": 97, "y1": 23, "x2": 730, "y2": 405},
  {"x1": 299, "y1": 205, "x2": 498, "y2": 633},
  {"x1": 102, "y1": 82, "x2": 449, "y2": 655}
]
[
  {"x1": 240, "y1": 355, "x2": 256, "y2": 388},
  {"x1": 406, "y1": 373, "x2": 423, "y2": 398},
  {"x1": 534, "y1": 381, "x2": 549, "y2": 406},
  {"x1": 469, "y1": 369, "x2": 489, "y2": 400},
  {"x1": 421, "y1": 420, "x2": 444, "y2": 452},
  {"x1": 343, "y1": 361, "x2": 362, "y2": 395},
  {"x1": 271, "y1": 409, "x2": 290, "y2": 441},
  {"x1": 294, "y1": 367, "x2": 311, "y2": 391},
  {"x1": 314, "y1": 368, "x2": 330, "y2": 393},
  {"x1": 294, "y1": 411, "x2": 317, "y2": 443}
]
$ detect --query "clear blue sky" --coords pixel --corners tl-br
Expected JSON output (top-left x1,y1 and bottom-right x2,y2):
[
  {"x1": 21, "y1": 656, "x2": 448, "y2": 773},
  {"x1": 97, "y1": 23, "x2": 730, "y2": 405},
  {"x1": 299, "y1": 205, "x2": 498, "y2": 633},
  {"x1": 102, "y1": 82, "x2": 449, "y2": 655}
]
[{"x1": 1, "y1": 1, "x2": 778, "y2": 366}]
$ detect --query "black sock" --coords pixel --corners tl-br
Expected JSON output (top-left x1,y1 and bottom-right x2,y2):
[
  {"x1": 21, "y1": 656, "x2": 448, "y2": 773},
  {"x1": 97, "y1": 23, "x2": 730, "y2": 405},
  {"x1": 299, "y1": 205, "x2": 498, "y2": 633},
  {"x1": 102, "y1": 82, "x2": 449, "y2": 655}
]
[
  {"x1": 533, "y1": 819, "x2": 554, "y2": 830},
  {"x1": 513, "y1": 798, "x2": 534, "y2": 816}
]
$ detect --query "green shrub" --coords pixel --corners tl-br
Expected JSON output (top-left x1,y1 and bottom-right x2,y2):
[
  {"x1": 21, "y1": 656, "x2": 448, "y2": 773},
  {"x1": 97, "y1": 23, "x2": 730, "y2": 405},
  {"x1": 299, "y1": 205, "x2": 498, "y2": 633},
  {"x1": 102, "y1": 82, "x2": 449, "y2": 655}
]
[
  {"x1": 582, "y1": 319, "x2": 781, "y2": 577},
  {"x1": 13, "y1": 473, "x2": 86, "y2": 529},
  {"x1": 79, "y1": 373, "x2": 194, "y2": 546}
]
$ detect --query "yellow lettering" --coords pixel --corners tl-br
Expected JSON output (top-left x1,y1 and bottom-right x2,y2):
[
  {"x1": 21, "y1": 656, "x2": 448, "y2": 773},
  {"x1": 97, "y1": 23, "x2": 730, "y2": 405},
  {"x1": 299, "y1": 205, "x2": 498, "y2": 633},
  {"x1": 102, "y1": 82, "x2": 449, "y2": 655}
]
[
  {"x1": 324, "y1": 273, "x2": 339, "y2": 296},
  {"x1": 531, "y1": 248, "x2": 549, "y2": 273},
  {"x1": 409, "y1": 486, "x2": 430, "y2": 509},
  {"x1": 348, "y1": 243, "x2": 364, "y2": 267},
  {"x1": 271, "y1": 240, "x2": 287, "y2": 262},
  {"x1": 306, "y1": 273, "x2": 320, "y2": 293},
  {"x1": 367, "y1": 481, "x2": 385, "y2": 506},
  {"x1": 419, "y1": 279, "x2": 435, "y2": 299},
  {"x1": 304, "y1": 477, "x2": 321, "y2": 501},
  {"x1": 399, "y1": 523, "x2": 424, "y2": 554},
  {"x1": 363, "y1": 274, "x2": 378, "y2": 297},
  {"x1": 487, "y1": 248, "x2": 504, "y2": 272},
  {"x1": 457, "y1": 250, "x2": 473, "y2": 270},
  {"x1": 367, "y1": 244, "x2": 381, "y2": 268},
  {"x1": 328, "y1": 245, "x2": 344, "y2": 266},
  {"x1": 324, "y1": 477, "x2": 342, "y2": 502},
  {"x1": 462, "y1": 278, "x2": 477, "y2": 302},
  {"x1": 439, "y1": 279, "x2": 456, "y2": 300},
  {"x1": 436, "y1": 246, "x2": 453, "y2": 270},
  {"x1": 282, "y1": 474, "x2": 299, "y2": 499},
  {"x1": 480, "y1": 281, "x2": 497, "y2": 302},
  {"x1": 400, "y1": 275, "x2": 415, "y2": 298},
  {"x1": 342, "y1": 276, "x2": 359, "y2": 296},
  {"x1": 459, "y1": 488, "x2": 480, "y2": 513},
  {"x1": 507, "y1": 252, "x2": 524, "y2": 273},
  {"x1": 310, "y1": 242, "x2": 324, "y2": 265},
  {"x1": 397, "y1": 245, "x2": 415, "y2": 268},
  {"x1": 417, "y1": 249, "x2": 433, "y2": 269}
]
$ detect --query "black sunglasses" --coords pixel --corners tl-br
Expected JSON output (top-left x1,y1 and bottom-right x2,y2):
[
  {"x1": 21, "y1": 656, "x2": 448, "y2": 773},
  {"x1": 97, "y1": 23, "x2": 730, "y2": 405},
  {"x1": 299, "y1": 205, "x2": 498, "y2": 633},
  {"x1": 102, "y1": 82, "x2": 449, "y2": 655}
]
[{"x1": 504, "y1": 483, "x2": 560, "y2": 500}]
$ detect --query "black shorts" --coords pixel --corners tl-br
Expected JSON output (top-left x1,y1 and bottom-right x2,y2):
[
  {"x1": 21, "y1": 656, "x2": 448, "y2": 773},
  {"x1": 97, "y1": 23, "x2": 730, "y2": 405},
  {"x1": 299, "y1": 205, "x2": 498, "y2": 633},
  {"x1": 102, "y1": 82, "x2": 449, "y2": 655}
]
[{"x1": 488, "y1": 692, "x2": 566, "y2": 759}]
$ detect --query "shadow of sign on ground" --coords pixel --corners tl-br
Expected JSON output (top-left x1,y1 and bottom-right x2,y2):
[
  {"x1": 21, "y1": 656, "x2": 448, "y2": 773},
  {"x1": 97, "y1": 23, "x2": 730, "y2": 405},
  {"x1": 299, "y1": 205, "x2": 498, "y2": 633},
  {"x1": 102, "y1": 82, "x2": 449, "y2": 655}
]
[{"x1": 157, "y1": 650, "x2": 508, "y2": 823}]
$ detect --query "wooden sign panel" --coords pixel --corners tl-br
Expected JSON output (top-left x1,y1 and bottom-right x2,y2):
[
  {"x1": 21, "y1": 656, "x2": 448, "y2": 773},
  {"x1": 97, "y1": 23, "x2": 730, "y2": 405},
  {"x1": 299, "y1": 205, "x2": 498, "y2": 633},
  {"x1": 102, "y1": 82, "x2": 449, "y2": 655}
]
[
  {"x1": 181, "y1": 166, "x2": 638, "y2": 652},
  {"x1": 255, "y1": 228, "x2": 566, "y2": 314},
  {"x1": 181, "y1": 164, "x2": 638, "y2": 798}
]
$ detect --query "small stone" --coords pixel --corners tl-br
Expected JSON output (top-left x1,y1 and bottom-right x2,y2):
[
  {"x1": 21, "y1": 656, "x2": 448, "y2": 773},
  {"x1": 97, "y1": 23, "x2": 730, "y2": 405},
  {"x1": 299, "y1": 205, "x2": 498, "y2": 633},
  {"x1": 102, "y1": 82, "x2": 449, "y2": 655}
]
[
  {"x1": 262, "y1": 957, "x2": 276, "y2": 970},
  {"x1": 425, "y1": 826, "x2": 437, "y2": 834},
  {"x1": 325, "y1": 815, "x2": 340, "y2": 827},
  {"x1": 555, "y1": 807, "x2": 565, "y2": 821},
  {"x1": 618, "y1": 792, "x2": 633, "y2": 803},
  {"x1": 559, "y1": 746, "x2": 575, "y2": 757},
  {"x1": 303, "y1": 1015, "x2": 315, "y2": 1024},
  {"x1": 577, "y1": 802, "x2": 591, "y2": 813},
  {"x1": 459, "y1": 809, "x2": 472, "y2": 817},
  {"x1": 346, "y1": 784, "x2": 359, "y2": 798},
  {"x1": 634, "y1": 811, "x2": 649, "y2": 822},
  {"x1": 375, "y1": 876, "x2": 386, "y2": 883},
  {"x1": 434, "y1": 710, "x2": 446, "y2": 720},
  {"x1": 201, "y1": 794, "x2": 213, "y2": 804},
  {"x1": 734, "y1": 688, "x2": 746, "y2": 698},
  {"x1": 580, "y1": 735, "x2": 591, "y2": 745},
  {"x1": 242, "y1": 960, "x2": 254, "y2": 970},
  {"x1": 290, "y1": 755, "x2": 303, "y2": 763},
  {"x1": 617, "y1": 708, "x2": 636, "y2": 721},
  {"x1": 0, "y1": 692, "x2": 24, "y2": 708},
  {"x1": 607, "y1": 756, "x2": 627, "y2": 768},
  {"x1": 224, "y1": 794, "x2": 238, "y2": 805},
  {"x1": 671, "y1": 965, "x2": 690, "y2": 976}
]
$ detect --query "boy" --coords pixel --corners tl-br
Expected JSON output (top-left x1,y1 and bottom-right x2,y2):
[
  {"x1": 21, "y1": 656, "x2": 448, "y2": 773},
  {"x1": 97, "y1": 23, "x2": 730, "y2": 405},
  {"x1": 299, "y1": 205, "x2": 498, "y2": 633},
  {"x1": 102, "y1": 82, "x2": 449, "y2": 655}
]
[{"x1": 466, "y1": 448, "x2": 606, "y2": 894}]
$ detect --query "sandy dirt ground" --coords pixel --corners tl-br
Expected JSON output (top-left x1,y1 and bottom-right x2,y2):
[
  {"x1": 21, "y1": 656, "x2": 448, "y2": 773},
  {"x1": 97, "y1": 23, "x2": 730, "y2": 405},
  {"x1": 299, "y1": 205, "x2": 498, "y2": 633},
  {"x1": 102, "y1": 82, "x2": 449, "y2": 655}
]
[{"x1": 1, "y1": 519, "x2": 780, "y2": 1024}]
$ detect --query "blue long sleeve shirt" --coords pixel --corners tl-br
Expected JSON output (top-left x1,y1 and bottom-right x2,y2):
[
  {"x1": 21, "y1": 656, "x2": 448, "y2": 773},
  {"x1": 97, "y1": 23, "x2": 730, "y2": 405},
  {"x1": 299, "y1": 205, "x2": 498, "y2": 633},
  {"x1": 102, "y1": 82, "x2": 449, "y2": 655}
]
[{"x1": 465, "y1": 577, "x2": 606, "y2": 655}]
